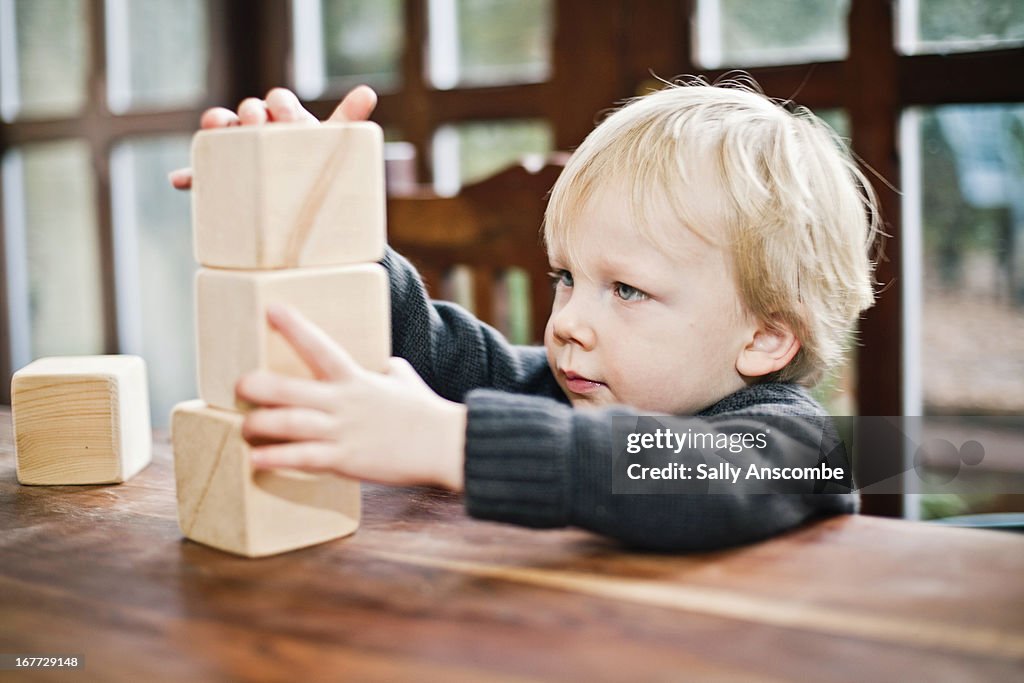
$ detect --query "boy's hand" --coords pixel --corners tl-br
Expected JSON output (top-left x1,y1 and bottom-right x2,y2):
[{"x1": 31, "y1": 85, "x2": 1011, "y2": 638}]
[
  {"x1": 236, "y1": 304, "x2": 467, "y2": 492},
  {"x1": 168, "y1": 85, "x2": 378, "y2": 190}
]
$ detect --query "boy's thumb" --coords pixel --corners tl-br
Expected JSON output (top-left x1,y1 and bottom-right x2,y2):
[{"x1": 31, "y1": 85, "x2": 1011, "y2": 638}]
[{"x1": 328, "y1": 85, "x2": 378, "y2": 123}]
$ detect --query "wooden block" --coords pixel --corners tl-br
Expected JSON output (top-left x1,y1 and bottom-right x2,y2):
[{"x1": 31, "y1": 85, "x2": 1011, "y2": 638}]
[
  {"x1": 12, "y1": 355, "x2": 151, "y2": 485},
  {"x1": 191, "y1": 121, "x2": 386, "y2": 269},
  {"x1": 171, "y1": 400, "x2": 359, "y2": 557},
  {"x1": 196, "y1": 263, "x2": 390, "y2": 410}
]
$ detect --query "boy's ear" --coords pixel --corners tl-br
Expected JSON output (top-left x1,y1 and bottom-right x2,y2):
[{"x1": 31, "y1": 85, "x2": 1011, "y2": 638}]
[{"x1": 736, "y1": 320, "x2": 801, "y2": 378}]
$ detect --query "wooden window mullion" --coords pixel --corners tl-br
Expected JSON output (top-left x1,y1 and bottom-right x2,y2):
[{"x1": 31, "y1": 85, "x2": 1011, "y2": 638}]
[
  {"x1": 0, "y1": 159, "x2": 9, "y2": 402},
  {"x1": 84, "y1": 0, "x2": 120, "y2": 355},
  {"x1": 401, "y1": 0, "x2": 431, "y2": 184},
  {"x1": 846, "y1": 0, "x2": 903, "y2": 516}
]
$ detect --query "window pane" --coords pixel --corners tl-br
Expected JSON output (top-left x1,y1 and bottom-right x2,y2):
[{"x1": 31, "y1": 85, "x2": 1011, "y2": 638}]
[
  {"x1": 694, "y1": 0, "x2": 849, "y2": 69},
  {"x1": 2, "y1": 140, "x2": 104, "y2": 365},
  {"x1": 293, "y1": 0, "x2": 403, "y2": 98},
  {"x1": 898, "y1": 0, "x2": 1024, "y2": 55},
  {"x1": 105, "y1": 0, "x2": 208, "y2": 113},
  {"x1": 904, "y1": 104, "x2": 1024, "y2": 519},
  {"x1": 0, "y1": 0, "x2": 89, "y2": 121},
  {"x1": 429, "y1": 0, "x2": 553, "y2": 89},
  {"x1": 432, "y1": 119, "x2": 553, "y2": 195},
  {"x1": 325, "y1": 0, "x2": 402, "y2": 89},
  {"x1": 110, "y1": 136, "x2": 194, "y2": 426}
]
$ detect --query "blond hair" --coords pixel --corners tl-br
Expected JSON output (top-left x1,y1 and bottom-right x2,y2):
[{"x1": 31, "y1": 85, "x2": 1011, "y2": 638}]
[{"x1": 544, "y1": 78, "x2": 880, "y2": 386}]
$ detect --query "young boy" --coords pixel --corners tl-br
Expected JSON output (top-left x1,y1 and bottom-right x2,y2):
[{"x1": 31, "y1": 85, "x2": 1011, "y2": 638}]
[{"x1": 172, "y1": 81, "x2": 878, "y2": 551}]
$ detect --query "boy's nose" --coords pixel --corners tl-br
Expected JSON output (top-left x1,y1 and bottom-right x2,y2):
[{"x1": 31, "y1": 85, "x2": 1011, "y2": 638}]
[{"x1": 549, "y1": 299, "x2": 597, "y2": 350}]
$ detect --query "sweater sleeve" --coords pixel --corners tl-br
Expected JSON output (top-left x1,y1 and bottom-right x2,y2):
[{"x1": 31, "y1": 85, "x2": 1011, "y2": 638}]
[
  {"x1": 463, "y1": 387, "x2": 857, "y2": 552},
  {"x1": 379, "y1": 247, "x2": 562, "y2": 403}
]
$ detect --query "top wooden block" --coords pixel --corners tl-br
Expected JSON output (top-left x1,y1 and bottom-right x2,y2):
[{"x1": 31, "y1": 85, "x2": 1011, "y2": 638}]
[{"x1": 191, "y1": 122, "x2": 386, "y2": 269}]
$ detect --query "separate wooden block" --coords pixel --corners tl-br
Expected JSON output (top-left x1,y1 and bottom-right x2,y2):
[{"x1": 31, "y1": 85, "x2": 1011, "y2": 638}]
[
  {"x1": 191, "y1": 121, "x2": 386, "y2": 269},
  {"x1": 171, "y1": 400, "x2": 359, "y2": 557},
  {"x1": 12, "y1": 355, "x2": 151, "y2": 485},
  {"x1": 196, "y1": 263, "x2": 390, "y2": 410}
]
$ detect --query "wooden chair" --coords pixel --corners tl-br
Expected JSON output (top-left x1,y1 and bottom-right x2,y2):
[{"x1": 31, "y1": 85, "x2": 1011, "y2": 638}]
[{"x1": 387, "y1": 159, "x2": 565, "y2": 344}]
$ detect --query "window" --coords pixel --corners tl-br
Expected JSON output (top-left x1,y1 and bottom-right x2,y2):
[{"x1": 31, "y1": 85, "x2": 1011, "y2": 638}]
[
  {"x1": 2, "y1": 1, "x2": 1022, "y2": 509},
  {"x1": 694, "y1": 0, "x2": 850, "y2": 69},
  {"x1": 110, "y1": 135, "x2": 196, "y2": 423},
  {"x1": 293, "y1": 0, "x2": 404, "y2": 98},
  {"x1": 2, "y1": 140, "x2": 104, "y2": 360},
  {"x1": 432, "y1": 119, "x2": 552, "y2": 195},
  {"x1": 0, "y1": 0, "x2": 89, "y2": 121},
  {"x1": 428, "y1": 0, "x2": 553, "y2": 89},
  {"x1": 1, "y1": 0, "x2": 220, "y2": 425},
  {"x1": 105, "y1": 0, "x2": 208, "y2": 113},
  {"x1": 684, "y1": 0, "x2": 1023, "y2": 517},
  {"x1": 898, "y1": 0, "x2": 1024, "y2": 55},
  {"x1": 902, "y1": 104, "x2": 1024, "y2": 519}
]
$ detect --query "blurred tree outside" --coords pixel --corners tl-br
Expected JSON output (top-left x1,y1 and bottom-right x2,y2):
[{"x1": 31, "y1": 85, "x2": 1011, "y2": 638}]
[{"x1": 921, "y1": 107, "x2": 1024, "y2": 305}]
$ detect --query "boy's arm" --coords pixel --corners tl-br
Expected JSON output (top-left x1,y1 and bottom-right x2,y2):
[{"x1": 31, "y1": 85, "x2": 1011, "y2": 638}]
[
  {"x1": 462, "y1": 386, "x2": 856, "y2": 552},
  {"x1": 380, "y1": 247, "x2": 563, "y2": 402}
]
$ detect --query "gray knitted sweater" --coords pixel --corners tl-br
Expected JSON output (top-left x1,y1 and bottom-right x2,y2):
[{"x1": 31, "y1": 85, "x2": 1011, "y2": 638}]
[{"x1": 381, "y1": 248, "x2": 857, "y2": 551}]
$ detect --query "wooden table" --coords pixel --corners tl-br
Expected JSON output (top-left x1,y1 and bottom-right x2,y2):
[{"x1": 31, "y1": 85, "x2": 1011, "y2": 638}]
[{"x1": 2, "y1": 409, "x2": 1023, "y2": 682}]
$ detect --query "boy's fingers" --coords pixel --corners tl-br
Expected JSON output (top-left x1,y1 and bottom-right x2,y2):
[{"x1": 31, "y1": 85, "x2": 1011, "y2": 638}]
[
  {"x1": 264, "y1": 88, "x2": 318, "y2": 124},
  {"x1": 266, "y1": 304, "x2": 360, "y2": 381},
  {"x1": 237, "y1": 97, "x2": 269, "y2": 125},
  {"x1": 168, "y1": 168, "x2": 192, "y2": 190},
  {"x1": 235, "y1": 370, "x2": 338, "y2": 411},
  {"x1": 387, "y1": 357, "x2": 426, "y2": 385},
  {"x1": 242, "y1": 407, "x2": 335, "y2": 444},
  {"x1": 200, "y1": 107, "x2": 240, "y2": 129},
  {"x1": 250, "y1": 442, "x2": 339, "y2": 473},
  {"x1": 327, "y1": 85, "x2": 378, "y2": 123}
]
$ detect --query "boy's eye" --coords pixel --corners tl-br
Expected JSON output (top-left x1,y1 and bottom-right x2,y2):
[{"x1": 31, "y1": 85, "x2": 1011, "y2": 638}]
[
  {"x1": 548, "y1": 269, "x2": 573, "y2": 289},
  {"x1": 614, "y1": 282, "x2": 649, "y2": 302}
]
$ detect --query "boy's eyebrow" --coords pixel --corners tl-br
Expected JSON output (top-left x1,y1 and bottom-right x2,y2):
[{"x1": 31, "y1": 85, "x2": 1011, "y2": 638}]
[{"x1": 589, "y1": 252, "x2": 667, "y2": 285}]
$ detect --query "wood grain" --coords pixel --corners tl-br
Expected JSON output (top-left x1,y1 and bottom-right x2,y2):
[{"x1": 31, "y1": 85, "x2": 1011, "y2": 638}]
[
  {"x1": 171, "y1": 401, "x2": 360, "y2": 558},
  {"x1": 11, "y1": 356, "x2": 151, "y2": 485},
  {"x1": 195, "y1": 264, "x2": 390, "y2": 410},
  {"x1": 368, "y1": 550, "x2": 1024, "y2": 660},
  {"x1": 1, "y1": 409, "x2": 1022, "y2": 682},
  {"x1": 191, "y1": 122, "x2": 385, "y2": 270}
]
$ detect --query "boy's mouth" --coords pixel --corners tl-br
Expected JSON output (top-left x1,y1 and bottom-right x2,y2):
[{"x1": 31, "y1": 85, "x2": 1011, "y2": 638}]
[{"x1": 561, "y1": 370, "x2": 605, "y2": 395}]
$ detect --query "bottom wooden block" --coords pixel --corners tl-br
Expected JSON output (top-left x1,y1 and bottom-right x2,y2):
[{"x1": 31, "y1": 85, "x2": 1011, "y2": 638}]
[{"x1": 171, "y1": 400, "x2": 359, "y2": 558}]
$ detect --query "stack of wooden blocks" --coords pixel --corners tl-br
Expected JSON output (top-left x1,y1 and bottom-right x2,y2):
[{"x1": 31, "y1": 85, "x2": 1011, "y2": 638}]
[{"x1": 172, "y1": 121, "x2": 391, "y2": 558}]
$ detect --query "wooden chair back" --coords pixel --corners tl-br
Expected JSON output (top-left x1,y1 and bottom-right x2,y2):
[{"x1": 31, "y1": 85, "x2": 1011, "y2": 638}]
[{"x1": 387, "y1": 160, "x2": 565, "y2": 344}]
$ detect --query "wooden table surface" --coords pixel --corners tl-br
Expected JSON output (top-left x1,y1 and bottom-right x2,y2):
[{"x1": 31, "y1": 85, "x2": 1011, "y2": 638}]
[{"x1": 1, "y1": 409, "x2": 1023, "y2": 682}]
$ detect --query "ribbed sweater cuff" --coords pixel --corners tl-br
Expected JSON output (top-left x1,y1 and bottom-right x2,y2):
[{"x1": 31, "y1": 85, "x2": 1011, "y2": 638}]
[{"x1": 463, "y1": 390, "x2": 572, "y2": 528}]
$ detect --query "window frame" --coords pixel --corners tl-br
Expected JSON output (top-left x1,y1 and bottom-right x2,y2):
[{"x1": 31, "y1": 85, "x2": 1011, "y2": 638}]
[
  {"x1": 2, "y1": 0, "x2": 1022, "y2": 517},
  {"x1": 0, "y1": 0, "x2": 243, "y2": 400}
]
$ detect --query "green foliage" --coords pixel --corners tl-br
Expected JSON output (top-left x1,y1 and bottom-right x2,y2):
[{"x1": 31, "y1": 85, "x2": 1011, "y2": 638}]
[{"x1": 919, "y1": 106, "x2": 1024, "y2": 290}]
